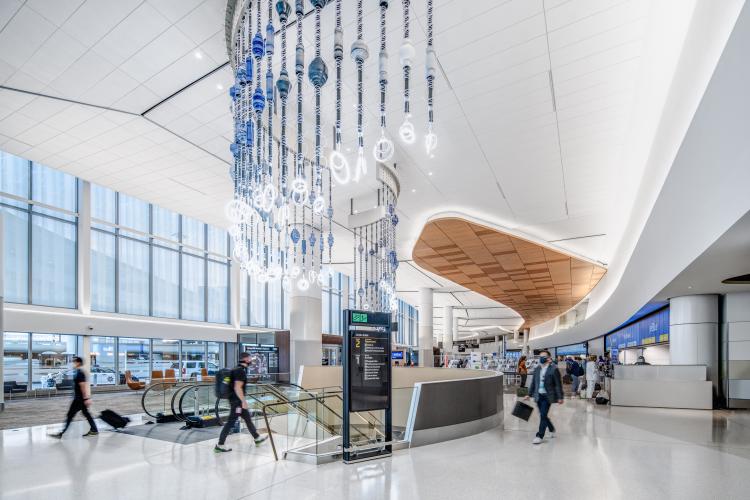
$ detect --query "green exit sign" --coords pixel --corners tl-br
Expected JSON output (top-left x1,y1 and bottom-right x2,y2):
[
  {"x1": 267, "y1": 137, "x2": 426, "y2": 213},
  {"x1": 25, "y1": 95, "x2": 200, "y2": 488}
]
[{"x1": 352, "y1": 312, "x2": 368, "y2": 323}]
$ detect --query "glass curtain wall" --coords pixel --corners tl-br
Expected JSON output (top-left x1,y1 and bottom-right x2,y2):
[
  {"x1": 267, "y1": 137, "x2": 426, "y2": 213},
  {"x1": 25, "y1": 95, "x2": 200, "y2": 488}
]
[
  {"x1": 3, "y1": 332, "x2": 29, "y2": 388},
  {"x1": 1, "y1": 152, "x2": 77, "y2": 307},
  {"x1": 120, "y1": 337, "x2": 151, "y2": 382},
  {"x1": 31, "y1": 333, "x2": 77, "y2": 389},
  {"x1": 90, "y1": 183, "x2": 230, "y2": 323}
]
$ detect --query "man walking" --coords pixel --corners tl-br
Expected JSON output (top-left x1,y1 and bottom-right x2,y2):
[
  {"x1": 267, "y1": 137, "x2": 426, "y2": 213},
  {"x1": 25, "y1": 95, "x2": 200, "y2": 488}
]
[
  {"x1": 214, "y1": 352, "x2": 268, "y2": 452},
  {"x1": 526, "y1": 350, "x2": 563, "y2": 444},
  {"x1": 51, "y1": 357, "x2": 98, "y2": 438},
  {"x1": 566, "y1": 356, "x2": 582, "y2": 397}
]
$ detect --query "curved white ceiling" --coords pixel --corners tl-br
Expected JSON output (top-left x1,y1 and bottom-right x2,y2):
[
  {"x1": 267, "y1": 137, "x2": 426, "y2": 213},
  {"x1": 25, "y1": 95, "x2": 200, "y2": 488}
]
[{"x1": 0, "y1": 0, "x2": 743, "y2": 339}]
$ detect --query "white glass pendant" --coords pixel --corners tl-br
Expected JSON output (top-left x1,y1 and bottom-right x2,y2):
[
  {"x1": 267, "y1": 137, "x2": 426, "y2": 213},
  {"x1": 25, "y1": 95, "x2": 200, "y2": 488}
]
[
  {"x1": 261, "y1": 183, "x2": 277, "y2": 213},
  {"x1": 399, "y1": 114, "x2": 416, "y2": 144},
  {"x1": 354, "y1": 149, "x2": 367, "y2": 182},
  {"x1": 424, "y1": 129, "x2": 437, "y2": 154},
  {"x1": 297, "y1": 276, "x2": 310, "y2": 291},
  {"x1": 329, "y1": 149, "x2": 351, "y2": 185},
  {"x1": 312, "y1": 193, "x2": 325, "y2": 215},
  {"x1": 281, "y1": 275, "x2": 291, "y2": 292},
  {"x1": 290, "y1": 265, "x2": 301, "y2": 278},
  {"x1": 373, "y1": 132, "x2": 394, "y2": 162}
]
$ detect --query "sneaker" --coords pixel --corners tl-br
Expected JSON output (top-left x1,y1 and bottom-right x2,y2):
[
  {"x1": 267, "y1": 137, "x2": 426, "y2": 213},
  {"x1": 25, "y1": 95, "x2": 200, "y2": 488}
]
[
  {"x1": 83, "y1": 430, "x2": 99, "y2": 437},
  {"x1": 532, "y1": 436, "x2": 542, "y2": 445},
  {"x1": 549, "y1": 432, "x2": 556, "y2": 438},
  {"x1": 254, "y1": 435, "x2": 269, "y2": 446},
  {"x1": 214, "y1": 445, "x2": 232, "y2": 453},
  {"x1": 49, "y1": 432, "x2": 63, "y2": 439}
]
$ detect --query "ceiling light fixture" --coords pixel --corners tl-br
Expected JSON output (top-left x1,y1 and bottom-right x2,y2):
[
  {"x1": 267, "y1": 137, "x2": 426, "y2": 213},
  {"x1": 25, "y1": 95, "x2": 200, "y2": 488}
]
[{"x1": 194, "y1": 51, "x2": 203, "y2": 59}]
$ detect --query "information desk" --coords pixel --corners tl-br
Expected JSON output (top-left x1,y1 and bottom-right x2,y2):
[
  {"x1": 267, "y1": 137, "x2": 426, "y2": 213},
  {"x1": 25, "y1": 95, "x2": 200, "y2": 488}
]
[{"x1": 611, "y1": 365, "x2": 712, "y2": 409}]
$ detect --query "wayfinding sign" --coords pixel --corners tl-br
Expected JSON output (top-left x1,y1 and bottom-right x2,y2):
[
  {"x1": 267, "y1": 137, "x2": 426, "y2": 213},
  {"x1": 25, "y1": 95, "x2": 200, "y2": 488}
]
[{"x1": 343, "y1": 309, "x2": 392, "y2": 463}]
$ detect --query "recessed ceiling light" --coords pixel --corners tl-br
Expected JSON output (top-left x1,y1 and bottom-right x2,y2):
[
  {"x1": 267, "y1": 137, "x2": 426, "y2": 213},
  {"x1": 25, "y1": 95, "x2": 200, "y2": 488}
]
[
  {"x1": 411, "y1": 188, "x2": 416, "y2": 193},
  {"x1": 688, "y1": 285, "x2": 692, "y2": 289},
  {"x1": 216, "y1": 83, "x2": 224, "y2": 90},
  {"x1": 428, "y1": 171, "x2": 433, "y2": 176},
  {"x1": 194, "y1": 51, "x2": 203, "y2": 59},
  {"x1": 354, "y1": 209, "x2": 359, "y2": 214},
  {"x1": 346, "y1": 147, "x2": 352, "y2": 152},
  {"x1": 430, "y1": 154, "x2": 435, "y2": 159}
]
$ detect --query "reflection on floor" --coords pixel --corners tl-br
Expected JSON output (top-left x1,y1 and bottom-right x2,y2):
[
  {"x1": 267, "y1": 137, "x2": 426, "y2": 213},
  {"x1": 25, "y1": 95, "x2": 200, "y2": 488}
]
[{"x1": 1, "y1": 395, "x2": 749, "y2": 499}]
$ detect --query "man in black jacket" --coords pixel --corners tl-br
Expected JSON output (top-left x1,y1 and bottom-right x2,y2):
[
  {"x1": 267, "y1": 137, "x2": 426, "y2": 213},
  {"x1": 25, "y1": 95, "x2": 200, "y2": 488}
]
[{"x1": 526, "y1": 350, "x2": 564, "y2": 444}]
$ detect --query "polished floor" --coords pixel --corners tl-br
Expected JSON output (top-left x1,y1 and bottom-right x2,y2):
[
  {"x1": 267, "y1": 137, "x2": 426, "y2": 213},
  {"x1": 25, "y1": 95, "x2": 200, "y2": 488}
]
[{"x1": 1, "y1": 396, "x2": 749, "y2": 500}]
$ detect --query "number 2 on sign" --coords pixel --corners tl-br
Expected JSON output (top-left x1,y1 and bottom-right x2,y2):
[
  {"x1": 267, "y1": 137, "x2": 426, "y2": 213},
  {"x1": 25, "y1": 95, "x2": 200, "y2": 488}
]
[{"x1": 355, "y1": 339, "x2": 361, "y2": 348}]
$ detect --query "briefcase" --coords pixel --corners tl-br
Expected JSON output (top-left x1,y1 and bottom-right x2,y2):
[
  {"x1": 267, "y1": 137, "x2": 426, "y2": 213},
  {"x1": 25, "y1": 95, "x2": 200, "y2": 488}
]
[{"x1": 512, "y1": 400, "x2": 534, "y2": 421}]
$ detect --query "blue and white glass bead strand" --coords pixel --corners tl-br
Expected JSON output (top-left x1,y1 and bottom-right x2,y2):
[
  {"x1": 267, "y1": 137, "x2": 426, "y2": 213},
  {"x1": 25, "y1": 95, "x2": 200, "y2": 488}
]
[
  {"x1": 329, "y1": 0, "x2": 351, "y2": 185},
  {"x1": 399, "y1": 0, "x2": 416, "y2": 145},
  {"x1": 351, "y1": 0, "x2": 368, "y2": 182},
  {"x1": 424, "y1": 0, "x2": 437, "y2": 154},
  {"x1": 308, "y1": 0, "x2": 328, "y2": 216},
  {"x1": 373, "y1": 0, "x2": 394, "y2": 163},
  {"x1": 291, "y1": 0, "x2": 308, "y2": 206}
]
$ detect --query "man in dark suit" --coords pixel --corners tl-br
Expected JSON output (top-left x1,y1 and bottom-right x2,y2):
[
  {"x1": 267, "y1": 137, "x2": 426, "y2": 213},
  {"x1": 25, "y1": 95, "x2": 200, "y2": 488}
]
[{"x1": 526, "y1": 349, "x2": 564, "y2": 444}]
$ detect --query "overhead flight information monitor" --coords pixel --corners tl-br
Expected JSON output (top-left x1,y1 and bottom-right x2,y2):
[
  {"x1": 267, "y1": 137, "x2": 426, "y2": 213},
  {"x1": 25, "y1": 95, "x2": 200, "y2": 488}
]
[{"x1": 343, "y1": 309, "x2": 392, "y2": 463}]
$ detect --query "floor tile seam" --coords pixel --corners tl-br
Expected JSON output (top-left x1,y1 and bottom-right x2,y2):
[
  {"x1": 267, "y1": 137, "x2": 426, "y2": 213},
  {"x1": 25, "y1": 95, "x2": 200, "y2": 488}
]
[
  {"x1": 500, "y1": 427, "x2": 744, "y2": 450},
  {"x1": 234, "y1": 464, "x2": 321, "y2": 499}
]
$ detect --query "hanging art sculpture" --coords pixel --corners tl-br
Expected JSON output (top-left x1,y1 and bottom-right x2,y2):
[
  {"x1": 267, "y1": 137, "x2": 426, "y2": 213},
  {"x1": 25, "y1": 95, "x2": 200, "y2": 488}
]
[{"x1": 225, "y1": 0, "x2": 437, "y2": 311}]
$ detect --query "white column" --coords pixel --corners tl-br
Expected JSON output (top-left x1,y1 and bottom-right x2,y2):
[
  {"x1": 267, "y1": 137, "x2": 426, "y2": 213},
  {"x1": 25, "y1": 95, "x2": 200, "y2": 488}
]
[
  {"x1": 418, "y1": 287, "x2": 434, "y2": 367},
  {"x1": 81, "y1": 335, "x2": 92, "y2": 371},
  {"x1": 453, "y1": 315, "x2": 459, "y2": 343},
  {"x1": 1, "y1": 213, "x2": 5, "y2": 411},
  {"x1": 670, "y1": 294, "x2": 719, "y2": 395},
  {"x1": 724, "y1": 292, "x2": 750, "y2": 407},
  {"x1": 230, "y1": 259, "x2": 242, "y2": 329},
  {"x1": 522, "y1": 328, "x2": 529, "y2": 355},
  {"x1": 513, "y1": 330, "x2": 519, "y2": 342},
  {"x1": 78, "y1": 181, "x2": 92, "y2": 315},
  {"x1": 289, "y1": 280, "x2": 322, "y2": 383},
  {"x1": 443, "y1": 306, "x2": 453, "y2": 353}
]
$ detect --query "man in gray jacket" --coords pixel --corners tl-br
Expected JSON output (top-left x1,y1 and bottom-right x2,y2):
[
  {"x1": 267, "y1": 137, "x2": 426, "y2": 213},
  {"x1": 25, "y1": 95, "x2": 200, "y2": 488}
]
[{"x1": 526, "y1": 350, "x2": 564, "y2": 444}]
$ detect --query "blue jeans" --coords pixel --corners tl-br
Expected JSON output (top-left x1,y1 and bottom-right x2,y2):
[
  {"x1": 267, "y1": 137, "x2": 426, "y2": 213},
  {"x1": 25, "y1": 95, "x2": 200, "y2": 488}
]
[
  {"x1": 536, "y1": 394, "x2": 556, "y2": 438},
  {"x1": 572, "y1": 375, "x2": 579, "y2": 393}
]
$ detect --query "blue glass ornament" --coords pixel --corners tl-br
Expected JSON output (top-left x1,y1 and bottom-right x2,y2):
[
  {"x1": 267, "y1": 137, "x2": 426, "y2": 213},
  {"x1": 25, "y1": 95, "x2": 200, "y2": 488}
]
[
  {"x1": 252, "y1": 33, "x2": 265, "y2": 59},
  {"x1": 246, "y1": 57, "x2": 253, "y2": 79},
  {"x1": 276, "y1": 0, "x2": 291, "y2": 22},
  {"x1": 229, "y1": 143, "x2": 238, "y2": 157},
  {"x1": 236, "y1": 66, "x2": 247, "y2": 85},
  {"x1": 276, "y1": 69, "x2": 291, "y2": 99},
  {"x1": 246, "y1": 121, "x2": 254, "y2": 143},
  {"x1": 309, "y1": 231, "x2": 317, "y2": 246},
  {"x1": 388, "y1": 203, "x2": 394, "y2": 215},
  {"x1": 290, "y1": 227, "x2": 300, "y2": 244},
  {"x1": 229, "y1": 85, "x2": 237, "y2": 100},
  {"x1": 252, "y1": 87, "x2": 265, "y2": 113},
  {"x1": 301, "y1": 239, "x2": 307, "y2": 254},
  {"x1": 327, "y1": 206, "x2": 333, "y2": 218},
  {"x1": 266, "y1": 69, "x2": 273, "y2": 101},
  {"x1": 358, "y1": 287, "x2": 364, "y2": 297},
  {"x1": 308, "y1": 56, "x2": 328, "y2": 87},
  {"x1": 327, "y1": 233, "x2": 334, "y2": 247},
  {"x1": 358, "y1": 243, "x2": 364, "y2": 254},
  {"x1": 266, "y1": 23, "x2": 275, "y2": 55},
  {"x1": 391, "y1": 214, "x2": 399, "y2": 226}
]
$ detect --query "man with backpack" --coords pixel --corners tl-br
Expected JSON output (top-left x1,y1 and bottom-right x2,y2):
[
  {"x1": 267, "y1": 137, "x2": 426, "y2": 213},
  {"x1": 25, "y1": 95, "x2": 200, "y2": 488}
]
[{"x1": 214, "y1": 352, "x2": 268, "y2": 453}]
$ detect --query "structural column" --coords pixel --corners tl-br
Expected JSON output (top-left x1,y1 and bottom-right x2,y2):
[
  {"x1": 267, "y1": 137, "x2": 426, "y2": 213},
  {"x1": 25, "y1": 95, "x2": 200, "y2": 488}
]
[
  {"x1": 77, "y1": 181, "x2": 91, "y2": 315},
  {"x1": 443, "y1": 306, "x2": 453, "y2": 353},
  {"x1": 289, "y1": 280, "x2": 322, "y2": 383},
  {"x1": 1, "y1": 213, "x2": 5, "y2": 411},
  {"x1": 229, "y1": 259, "x2": 242, "y2": 329},
  {"x1": 522, "y1": 328, "x2": 529, "y2": 355},
  {"x1": 723, "y1": 292, "x2": 750, "y2": 408},
  {"x1": 418, "y1": 287, "x2": 434, "y2": 367},
  {"x1": 669, "y1": 294, "x2": 719, "y2": 396}
]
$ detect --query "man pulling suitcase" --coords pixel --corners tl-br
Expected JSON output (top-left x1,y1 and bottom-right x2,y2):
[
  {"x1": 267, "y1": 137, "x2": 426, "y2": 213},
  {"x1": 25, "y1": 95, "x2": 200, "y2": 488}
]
[{"x1": 214, "y1": 352, "x2": 268, "y2": 453}]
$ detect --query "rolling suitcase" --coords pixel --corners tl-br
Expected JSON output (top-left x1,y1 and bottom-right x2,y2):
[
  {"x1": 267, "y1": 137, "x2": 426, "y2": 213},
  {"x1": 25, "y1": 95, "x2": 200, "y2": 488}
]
[
  {"x1": 511, "y1": 400, "x2": 534, "y2": 421},
  {"x1": 100, "y1": 409, "x2": 130, "y2": 430}
]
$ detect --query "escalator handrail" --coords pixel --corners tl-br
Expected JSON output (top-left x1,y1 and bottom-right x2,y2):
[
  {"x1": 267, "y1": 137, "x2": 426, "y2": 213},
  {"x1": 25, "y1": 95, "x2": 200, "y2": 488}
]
[
  {"x1": 174, "y1": 383, "x2": 208, "y2": 421},
  {"x1": 141, "y1": 381, "x2": 190, "y2": 419}
]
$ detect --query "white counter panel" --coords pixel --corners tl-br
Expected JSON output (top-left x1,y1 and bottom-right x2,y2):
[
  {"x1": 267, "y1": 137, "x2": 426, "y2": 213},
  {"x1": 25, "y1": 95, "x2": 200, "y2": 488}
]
[{"x1": 611, "y1": 379, "x2": 713, "y2": 409}]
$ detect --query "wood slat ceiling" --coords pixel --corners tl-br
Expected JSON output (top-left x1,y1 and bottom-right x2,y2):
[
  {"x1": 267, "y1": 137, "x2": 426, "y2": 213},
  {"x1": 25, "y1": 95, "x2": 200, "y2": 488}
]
[{"x1": 412, "y1": 218, "x2": 607, "y2": 328}]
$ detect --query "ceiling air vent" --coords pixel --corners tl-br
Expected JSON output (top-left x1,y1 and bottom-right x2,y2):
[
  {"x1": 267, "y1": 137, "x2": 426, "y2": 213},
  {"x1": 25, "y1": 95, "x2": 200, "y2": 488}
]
[{"x1": 722, "y1": 274, "x2": 750, "y2": 284}]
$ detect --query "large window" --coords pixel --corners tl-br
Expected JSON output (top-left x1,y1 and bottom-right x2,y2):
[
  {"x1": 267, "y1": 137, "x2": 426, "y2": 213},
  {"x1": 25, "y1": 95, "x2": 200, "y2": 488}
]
[
  {"x1": 3, "y1": 332, "x2": 29, "y2": 388},
  {"x1": 89, "y1": 336, "x2": 117, "y2": 386},
  {"x1": 119, "y1": 337, "x2": 151, "y2": 382},
  {"x1": 89, "y1": 183, "x2": 231, "y2": 323},
  {"x1": 0, "y1": 154, "x2": 78, "y2": 308},
  {"x1": 322, "y1": 272, "x2": 346, "y2": 335},
  {"x1": 31, "y1": 333, "x2": 77, "y2": 389}
]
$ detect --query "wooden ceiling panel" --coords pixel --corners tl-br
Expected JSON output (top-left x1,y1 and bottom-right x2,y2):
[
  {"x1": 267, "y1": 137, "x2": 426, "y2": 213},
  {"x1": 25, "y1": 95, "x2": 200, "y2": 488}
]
[{"x1": 412, "y1": 218, "x2": 607, "y2": 328}]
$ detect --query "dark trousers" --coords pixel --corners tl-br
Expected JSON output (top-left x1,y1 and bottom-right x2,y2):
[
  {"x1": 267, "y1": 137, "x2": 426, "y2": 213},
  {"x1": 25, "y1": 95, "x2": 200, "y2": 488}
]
[
  {"x1": 536, "y1": 394, "x2": 556, "y2": 438},
  {"x1": 520, "y1": 373, "x2": 527, "y2": 387},
  {"x1": 218, "y1": 401, "x2": 259, "y2": 445},
  {"x1": 62, "y1": 399, "x2": 98, "y2": 434}
]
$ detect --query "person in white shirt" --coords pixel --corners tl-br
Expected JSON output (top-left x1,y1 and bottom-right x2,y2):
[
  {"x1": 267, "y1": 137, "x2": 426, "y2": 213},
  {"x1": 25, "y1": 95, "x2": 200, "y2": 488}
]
[{"x1": 585, "y1": 355, "x2": 597, "y2": 399}]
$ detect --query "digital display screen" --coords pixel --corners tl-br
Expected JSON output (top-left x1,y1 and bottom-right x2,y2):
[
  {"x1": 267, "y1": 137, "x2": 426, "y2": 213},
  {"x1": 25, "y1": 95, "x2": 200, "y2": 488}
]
[
  {"x1": 352, "y1": 312, "x2": 368, "y2": 323},
  {"x1": 345, "y1": 310, "x2": 391, "y2": 412},
  {"x1": 391, "y1": 351, "x2": 404, "y2": 360}
]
